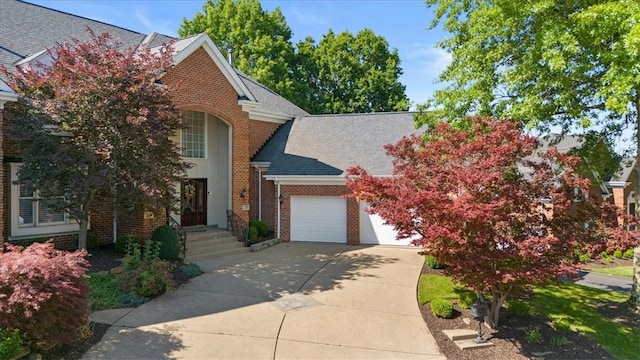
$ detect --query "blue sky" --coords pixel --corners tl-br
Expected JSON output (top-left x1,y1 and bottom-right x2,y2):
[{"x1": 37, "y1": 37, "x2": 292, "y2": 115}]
[{"x1": 26, "y1": 0, "x2": 451, "y2": 108}]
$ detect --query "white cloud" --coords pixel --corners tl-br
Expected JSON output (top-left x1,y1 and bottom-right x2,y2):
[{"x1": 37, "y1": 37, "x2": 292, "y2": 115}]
[
  {"x1": 404, "y1": 43, "x2": 452, "y2": 77},
  {"x1": 134, "y1": 8, "x2": 179, "y2": 37}
]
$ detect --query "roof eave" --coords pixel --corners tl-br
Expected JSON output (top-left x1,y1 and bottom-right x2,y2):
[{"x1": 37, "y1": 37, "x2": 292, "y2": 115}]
[
  {"x1": 0, "y1": 92, "x2": 19, "y2": 109},
  {"x1": 263, "y1": 175, "x2": 346, "y2": 186},
  {"x1": 606, "y1": 181, "x2": 631, "y2": 188},
  {"x1": 239, "y1": 100, "x2": 291, "y2": 124}
]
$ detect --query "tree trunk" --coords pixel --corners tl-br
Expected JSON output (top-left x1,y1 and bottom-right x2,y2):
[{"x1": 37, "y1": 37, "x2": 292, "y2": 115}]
[
  {"x1": 78, "y1": 218, "x2": 89, "y2": 250},
  {"x1": 487, "y1": 288, "x2": 507, "y2": 328},
  {"x1": 631, "y1": 247, "x2": 640, "y2": 309},
  {"x1": 632, "y1": 96, "x2": 640, "y2": 309}
]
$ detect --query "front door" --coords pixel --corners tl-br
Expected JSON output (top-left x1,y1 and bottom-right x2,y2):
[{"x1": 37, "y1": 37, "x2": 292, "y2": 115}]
[{"x1": 181, "y1": 179, "x2": 207, "y2": 227}]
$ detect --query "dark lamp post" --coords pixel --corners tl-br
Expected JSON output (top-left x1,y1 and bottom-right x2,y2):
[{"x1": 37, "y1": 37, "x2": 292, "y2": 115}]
[{"x1": 470, "y1": 298, "x2": 489, "y2": 344}]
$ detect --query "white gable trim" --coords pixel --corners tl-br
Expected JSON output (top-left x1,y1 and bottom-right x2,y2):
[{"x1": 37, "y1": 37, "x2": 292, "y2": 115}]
[
  {"x1": 265, "y1": 175, "x2": 346, "y2": 186},
  {"x1": 171, "y1": 34, "x2": 255, "y2": 102},
  {"x1": 0, "y1": 78, "x2": 18, "y2": 108},
  {"x1": 238, "y1": 100, "x2": 290, "y2": 124}
]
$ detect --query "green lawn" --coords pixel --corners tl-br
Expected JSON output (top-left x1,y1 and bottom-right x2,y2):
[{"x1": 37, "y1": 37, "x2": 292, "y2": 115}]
[
  {"x1": 417, "y1": 273, "x2": 639, "y2": 360},
  {"x1": 532, "y1": 283, "x2": 638, "y2": 360},
  {"x1": 589, "y1": 266, "x2": 634, "y2": 278},
  {"x1": 417, "y1": 273, "x2": 474, "y2": 305}
]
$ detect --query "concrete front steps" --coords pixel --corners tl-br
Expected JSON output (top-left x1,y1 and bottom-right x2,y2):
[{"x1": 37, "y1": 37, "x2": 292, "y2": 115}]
[
  {"x1": 442, "y1": 329, "x2": 494, "y2": 350},
  {"x1": 182, "y1": 228, "x2": 249, "y2": 262}
]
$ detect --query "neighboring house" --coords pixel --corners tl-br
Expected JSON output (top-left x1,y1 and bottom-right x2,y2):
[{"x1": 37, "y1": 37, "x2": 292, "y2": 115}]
[
  {"x1": 607, "y1": 157, "x2": 637, "y2": 225},
  {"x1": 0, "y1": 0, "x2": 419, "y2": 249},
  {"x1": 536, "y1": 134, "x2": 638, "y2": 224}
]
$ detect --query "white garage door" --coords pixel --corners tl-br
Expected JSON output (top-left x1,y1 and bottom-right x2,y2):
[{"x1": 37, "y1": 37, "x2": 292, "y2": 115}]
[
  {"x1": 359, "y1": 202, "x2": 415, "y2": 246},
  {"x1": 290, "y1": 196, "x2": 347, "y2": 243}
]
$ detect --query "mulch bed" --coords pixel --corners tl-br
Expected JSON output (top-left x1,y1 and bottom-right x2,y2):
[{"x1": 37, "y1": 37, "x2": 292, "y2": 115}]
[
  {"x1": 418, "y1": 263, "x2": 637, "y2": 360},
  {"x1": 39, "y1": 246, "x2": 193, "y2": 360}
]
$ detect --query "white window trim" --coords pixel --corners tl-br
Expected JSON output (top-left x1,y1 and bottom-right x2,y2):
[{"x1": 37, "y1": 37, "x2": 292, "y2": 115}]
[
  {"x1": 181, "y1": 110, "x2": 208, "y2": 159},
  {"x1": 9, "y1": 163, "x2": 79, "y2": 238}
]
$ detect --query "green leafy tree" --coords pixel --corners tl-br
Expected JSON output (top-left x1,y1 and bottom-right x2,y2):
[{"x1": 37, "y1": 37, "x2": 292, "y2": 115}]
[
  {"x1": 1, "y1": 30, "x2": 189, "y2": 249},
  {"x1": 180, "y1": 1, "x2": 409, "y2": 114},
  {"x1": 179, "y1": 0, "x2": 296, "y2": 100},
  {"x1": 421, "y1": 0, "x2": 640, "y2": 308},
  {"x1": 295, "y1": 29, "x2": 410, "y2": 114}
]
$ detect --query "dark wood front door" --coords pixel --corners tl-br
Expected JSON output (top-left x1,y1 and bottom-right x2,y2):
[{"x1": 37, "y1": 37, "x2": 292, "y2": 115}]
[{"x1": 181, "y1": 179, "x2": 207, "y2": 227}]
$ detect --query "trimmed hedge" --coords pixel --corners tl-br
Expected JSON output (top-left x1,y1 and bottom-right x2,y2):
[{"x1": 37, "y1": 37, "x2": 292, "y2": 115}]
[
  {"x1": 430, "y1": 298, "x2": 453, "y2": 318},
  {"x1": 151, "y1": 225, "x2": 180, "y2": 260}
]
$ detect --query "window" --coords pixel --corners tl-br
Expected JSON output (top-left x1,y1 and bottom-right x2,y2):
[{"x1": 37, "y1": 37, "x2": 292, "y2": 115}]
[
  {"x1": 10, "y1": 163, "x2": 78, "y2": 237},
  {"x1": 18, "y1": 182, "x2": 65, "y2": 227},
  {"x1": 182, "y1": 111, "x2": 206, "y2": 158}
]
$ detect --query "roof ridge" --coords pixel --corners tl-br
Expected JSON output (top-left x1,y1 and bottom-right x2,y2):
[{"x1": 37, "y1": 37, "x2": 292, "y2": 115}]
[{"x1": 302, "y1": 111, "x2": 417, "y2": 118}]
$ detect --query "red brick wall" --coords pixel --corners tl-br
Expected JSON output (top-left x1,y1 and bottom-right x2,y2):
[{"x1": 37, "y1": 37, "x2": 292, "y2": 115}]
[
  {"x1": 163, "y1": 47, "x2": 251, "y2": 223},
  {"x1": 249, "y1": 168, "x2": 277, "y2": 231},
  {"x1": 250, "y1": 120, "x2": 280, "y2": 157},
  {"x1": 277, "y1": 184, "x2": 359, "y2": 245}
]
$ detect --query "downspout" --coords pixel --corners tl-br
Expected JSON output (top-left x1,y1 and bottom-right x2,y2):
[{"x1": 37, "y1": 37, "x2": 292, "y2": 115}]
[
  {"x1": 277, "y1": 181, "x2": 281, "y2": 238},
  {"x1": 258, "y1": 168, "x2": 263, "y2": 220}
]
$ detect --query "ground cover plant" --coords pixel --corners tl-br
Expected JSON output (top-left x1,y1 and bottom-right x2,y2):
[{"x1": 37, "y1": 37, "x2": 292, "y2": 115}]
[{"x1": 419, "y1": 264, "x2": 639, "y2": 359}]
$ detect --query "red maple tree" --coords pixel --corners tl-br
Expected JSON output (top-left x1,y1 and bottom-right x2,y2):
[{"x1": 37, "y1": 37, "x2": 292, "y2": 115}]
[
  {"x1": 1, "y1": 29, "x2": 189, "y2": 249},
  {"x1": 347, "y1": 116, "x2": 637, "y2": 326}
]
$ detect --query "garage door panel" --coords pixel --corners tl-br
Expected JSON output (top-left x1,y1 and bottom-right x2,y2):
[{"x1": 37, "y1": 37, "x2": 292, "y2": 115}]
[
  {"x1": 359, "y1": 202, "x2": 415, "y2": 246},
  {"x1": 291, "y1": 196, "x2": 346, "y2": 243}
]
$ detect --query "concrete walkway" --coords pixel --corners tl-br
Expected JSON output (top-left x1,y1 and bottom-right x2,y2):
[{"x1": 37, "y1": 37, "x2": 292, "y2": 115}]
[{"x1": 84, "y1": 243, "x2": 445, "y2": 359}]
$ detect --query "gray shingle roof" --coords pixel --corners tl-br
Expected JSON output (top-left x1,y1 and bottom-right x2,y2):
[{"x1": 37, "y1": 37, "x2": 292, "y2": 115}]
[
  {"x1": 0, "y1": 0, "x2": 172, "y2": 68},
  {"x1": 610, "y1": 157, "x2": 636, "y2": 183},
  {"x1": 254, "y1": 112, "x2": 424, "y2": 176},
  {"x1": 236, "y1": 71, "x2": 309, "y2": 117}
]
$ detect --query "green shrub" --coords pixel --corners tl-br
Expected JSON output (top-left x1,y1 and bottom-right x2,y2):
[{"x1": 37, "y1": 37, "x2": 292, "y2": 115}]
[
  {"x1": 118, "y1": 292, "x2": 148, "y2": 307},
  {"x1": 505, "y1": 300, "x2": 534, "y2": 317},
  {"x1": 525, "y1": 327, "x2": 544, "y2": 344},
  {"x1": 0, "y1": 329, "x2": 25, "y2": 360},
  {"x1": 180, "y1": 263, "x2": 203, "y2": 277},
  {"x1": 249, "y1": 220, "x2": 270, "y2": 237},
  {"x1": 613, "y1": 250, "x2": 623, "y2": 259},
  {"x1": 248, "y1": 226, "x2": 259, "y2": 243},
  {"x1": 151, "y1": 224, "x2": 180, "y2": 260},
  {"x1": 457, "y1": 291, "x2": 477, "y2": 309},
  {"x1": 430, "y1": 298, "x2": 453, "y2": 318},
  {"x1": 0, "y1": 243, "x2": 90, "y2": 350},
  {"x1": 601, "y1": 251, "x2": 613, "y2": 263},
  {"x1": 578, "y1": 252, "x2": 592, "y2": 263},
  {"x1": 425, "y1": 255, "x2": 445, "y2": 269},
  {"x1": 86, "y1": 232, "x2": 100, "y2": 250},
  {"x1": 551, "y1": 319, "x2": 571, "y2": 332},
  {"x1": 550, "y1": 336, "x2": 566, "y2": 347},
  {"x1": 623, "y1": 248, "x2": 635, "y2": 259},
  {"x1": 116, "y1": 241, "x2": 176, "y2": 298},
  {"x1": 115, "y1": 234, "x2": 141, "y2": 254}
]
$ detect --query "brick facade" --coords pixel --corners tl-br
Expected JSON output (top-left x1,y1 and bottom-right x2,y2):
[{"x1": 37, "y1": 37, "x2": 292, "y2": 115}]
[
  {"x1": 250, "y1": 120, "x2": 280, "y2": 158},
  {"x1": 162, "y1": 47, "x2": 252, "y2": 224},
  {"x1": 1, "y1": 43, "x2": 266, "y2": 248}
]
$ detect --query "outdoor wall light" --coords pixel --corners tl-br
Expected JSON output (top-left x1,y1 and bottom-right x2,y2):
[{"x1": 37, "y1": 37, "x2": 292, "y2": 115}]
[
  {"x1": 279, "y1": 194, "x2": 284, "y2": 205},
  {"x1": 240, "y1": 188, "x2": 247, "y2": 199}
]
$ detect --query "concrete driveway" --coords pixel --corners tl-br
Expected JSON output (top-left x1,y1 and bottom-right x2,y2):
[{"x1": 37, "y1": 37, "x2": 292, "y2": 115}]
[{"x1": 84, "y1": 243, "x2": 444, "y2": 359}]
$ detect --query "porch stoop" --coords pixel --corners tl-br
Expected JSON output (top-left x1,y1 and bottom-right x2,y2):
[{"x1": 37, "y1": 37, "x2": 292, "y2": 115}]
[{"x1": 182, "y1": 228, "x2": 249, "y2": 262}]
